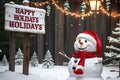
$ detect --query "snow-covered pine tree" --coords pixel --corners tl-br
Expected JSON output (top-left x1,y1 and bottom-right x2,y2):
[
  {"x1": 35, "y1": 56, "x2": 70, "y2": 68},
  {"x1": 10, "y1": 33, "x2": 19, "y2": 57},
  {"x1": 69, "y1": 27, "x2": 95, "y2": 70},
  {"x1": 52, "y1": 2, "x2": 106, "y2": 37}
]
[
  {"x1": 46, "y1": 4, "x2": 51, "y2": 16},
  {"x1": 105, "y1": 0, "x2": 110, "y2": 11},
  {"x1": 30, "y1": 51, "x2": 39, "y2": 67},
  {"x1": 104, "y1": 20, "x2": 120, "y2": 65},
  {"x1": 15, "y1": 48, "x2": 23, "y2": 65},
  {"x1": 42, "y1": 50, "x2": 54, "y2": 69},
  {"x1": 81, "y1": 2, "x2": 87, "y2": 20},
  {"x1": 63, "y1": 1, "x2": 70, "y2": 11},
  {"x1": 2, "y1": 54, "x2": 8, "y2": 66}
]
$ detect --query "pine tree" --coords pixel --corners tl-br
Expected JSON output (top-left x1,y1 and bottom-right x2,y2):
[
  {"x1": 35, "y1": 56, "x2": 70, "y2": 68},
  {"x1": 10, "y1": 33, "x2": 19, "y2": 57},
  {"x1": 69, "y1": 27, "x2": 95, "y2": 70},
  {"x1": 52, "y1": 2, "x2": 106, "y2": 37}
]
[
  {"x1": 46, "y1": 4, "x2": 51, "y2": 16},
  {"x1": 30, "y1": 52, "x2": 39, "y2": 67},
  {"x1": 2, "y1": 54, "x2": 8, "y2": 66},
  {"x1": 15, "y1": 48, "x2": 23, "y2": 65},
  {"x1": 81, "y1": 2, "x2": 87, "y2": 20},
  {"x1": 104, "y1": 20, "x2": 120, "y2": 65},
  {"x1": 42, "y1": 50, "x2": 54, "y2": 69},
  {"x1": 63, "y1": 1, "x2": 70, "y2": 11}
]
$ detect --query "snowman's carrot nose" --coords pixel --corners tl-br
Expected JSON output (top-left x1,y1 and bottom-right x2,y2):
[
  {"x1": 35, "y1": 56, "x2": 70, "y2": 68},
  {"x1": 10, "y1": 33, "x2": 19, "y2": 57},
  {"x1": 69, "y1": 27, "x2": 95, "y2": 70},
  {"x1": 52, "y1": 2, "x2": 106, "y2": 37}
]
[{"x1": 79, "y1": 41, "x2": 83, "y2": 45}]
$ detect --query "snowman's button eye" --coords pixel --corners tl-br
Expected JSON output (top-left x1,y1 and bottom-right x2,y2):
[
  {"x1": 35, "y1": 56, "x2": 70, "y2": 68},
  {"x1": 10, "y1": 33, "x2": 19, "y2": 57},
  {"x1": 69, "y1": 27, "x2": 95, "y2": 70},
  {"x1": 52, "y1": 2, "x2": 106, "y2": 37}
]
[
  {"x1": 85, "y1": 40, "x2": 87, "y2": 43},
  {"x1": 79, "y1": 39, "x2": 81, "y2": 42}
]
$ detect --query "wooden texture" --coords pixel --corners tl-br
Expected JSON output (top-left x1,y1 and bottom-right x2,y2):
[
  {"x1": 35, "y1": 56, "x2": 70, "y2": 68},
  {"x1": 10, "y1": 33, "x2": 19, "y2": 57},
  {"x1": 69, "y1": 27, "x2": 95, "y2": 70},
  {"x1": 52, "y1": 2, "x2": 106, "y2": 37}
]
[
  {"x1": 9, "y1": 32, "x2": 15, "y2": 71},
  {"x1": 23, "y1": 33, "x2": 30, "y2": 75},
  {"x1": 55, "y1": 8, "x2": 65, "y2": 65},
  {"x1": 37, "y1": 34, "x2": 44, "y2": 63}
]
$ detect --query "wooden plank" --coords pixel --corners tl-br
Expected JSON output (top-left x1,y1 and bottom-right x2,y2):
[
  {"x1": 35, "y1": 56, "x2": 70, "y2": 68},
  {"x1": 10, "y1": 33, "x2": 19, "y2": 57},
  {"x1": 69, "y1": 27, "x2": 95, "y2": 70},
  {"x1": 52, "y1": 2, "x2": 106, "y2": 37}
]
[
  {"x1": 37, "y1": 34, "x2": 44, "y2": 63},
  {"x1": 22, "y1": 2, "x2": 30, "y2": 75},
  {"x1": 9, "y1": 32, "x2": 15, "y2": 71},
  {"x1": 58, "y1": 10, "x2": 65, "y2": 65},
  {"x1": 23, "y1": 33, "x2": 30, "y2": 75},
  {"x1": 55, "y1": 9, "x2": 60, "y2": 65},
  {"x1": 55, "y1": 6, "x2": 65, "y2": 65}
]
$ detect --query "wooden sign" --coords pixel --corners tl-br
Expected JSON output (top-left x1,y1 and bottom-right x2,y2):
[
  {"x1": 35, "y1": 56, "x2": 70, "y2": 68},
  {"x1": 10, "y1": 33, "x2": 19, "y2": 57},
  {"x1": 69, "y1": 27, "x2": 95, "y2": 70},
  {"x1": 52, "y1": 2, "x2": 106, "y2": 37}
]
[{"x1": 4, "y1": 3, "x2": 46, "y2": 34}]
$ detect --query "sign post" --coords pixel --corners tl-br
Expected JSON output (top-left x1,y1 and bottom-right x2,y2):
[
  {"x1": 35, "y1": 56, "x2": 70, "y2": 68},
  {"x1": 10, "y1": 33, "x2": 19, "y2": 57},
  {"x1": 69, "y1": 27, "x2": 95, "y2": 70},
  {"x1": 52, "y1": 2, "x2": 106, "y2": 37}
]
[
  {"x1": 4, "y1": 1, "x2": 46, "y2": 75},
  {"x1": 23, "y1": 33, "x2": 30, "y2": 75},
  {"x1": 22, "y1": 1, "x2": 30, "y2": 75}
]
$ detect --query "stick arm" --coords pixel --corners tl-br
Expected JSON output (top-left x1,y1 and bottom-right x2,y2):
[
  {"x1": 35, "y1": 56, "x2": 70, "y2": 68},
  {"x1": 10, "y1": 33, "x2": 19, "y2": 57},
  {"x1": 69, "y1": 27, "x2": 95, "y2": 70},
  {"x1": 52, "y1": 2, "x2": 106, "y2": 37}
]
[{"x1": 58, "y1": 52, "x2": 70, "y2": 60}]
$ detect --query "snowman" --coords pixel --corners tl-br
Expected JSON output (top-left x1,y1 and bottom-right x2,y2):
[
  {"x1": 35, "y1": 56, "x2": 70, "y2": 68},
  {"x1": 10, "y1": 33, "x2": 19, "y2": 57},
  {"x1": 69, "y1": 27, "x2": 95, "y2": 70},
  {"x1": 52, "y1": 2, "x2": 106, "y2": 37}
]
[{"x1": 67, "y1": 30, "x2": 103, "y2": 80}]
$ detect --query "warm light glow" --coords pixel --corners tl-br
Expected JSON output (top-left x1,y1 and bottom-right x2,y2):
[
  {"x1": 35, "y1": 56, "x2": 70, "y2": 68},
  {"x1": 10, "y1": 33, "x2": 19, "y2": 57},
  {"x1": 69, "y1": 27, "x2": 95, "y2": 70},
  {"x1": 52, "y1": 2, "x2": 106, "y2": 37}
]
[
  {"x1": 89, "y1": 0, "x2": 101, "y2": 10},
  {"x1": 31, "y1": 0, "x2": 120, "y2": 18},
  {"x1": 100, "y1": 6, "x2": 120, "y2": 18},
  {"x1": 51, "y1": 0, "x2": 92, "y2": 18},
  {"x1": 31, "y1": 1, "x2": 49, "y2": 7}
]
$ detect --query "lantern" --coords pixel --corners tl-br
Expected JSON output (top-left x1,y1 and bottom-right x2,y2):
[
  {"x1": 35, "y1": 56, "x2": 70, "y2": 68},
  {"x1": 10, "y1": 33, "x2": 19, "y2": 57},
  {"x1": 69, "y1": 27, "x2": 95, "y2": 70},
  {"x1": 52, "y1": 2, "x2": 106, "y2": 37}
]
[{"x1": 89, "y1": 0, "x2": 101, "y2": 10}]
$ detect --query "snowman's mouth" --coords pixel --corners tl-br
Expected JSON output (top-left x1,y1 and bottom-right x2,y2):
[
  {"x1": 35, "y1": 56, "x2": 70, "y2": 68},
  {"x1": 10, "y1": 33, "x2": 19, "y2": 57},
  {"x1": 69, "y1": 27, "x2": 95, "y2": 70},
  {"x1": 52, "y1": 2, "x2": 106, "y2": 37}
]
[
  {"x1": 75, "y1": 44, "x2": 89, "y2": 50},
  {"x1": 78, "y1": 46, "x2": 88, "y2": 50},
  {"x1": 77, "y1": 45, "x2": 89, "y2": 50}
]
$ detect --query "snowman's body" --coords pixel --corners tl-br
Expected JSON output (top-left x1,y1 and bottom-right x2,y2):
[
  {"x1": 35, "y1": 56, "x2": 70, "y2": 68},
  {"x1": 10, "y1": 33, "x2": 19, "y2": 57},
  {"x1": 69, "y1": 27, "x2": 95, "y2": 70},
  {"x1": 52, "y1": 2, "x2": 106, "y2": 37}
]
[
  {"x1": 68, "y1": 57, "x2": 103, "y2": 80},
  {"x1": 67, "y1": 31, "x2": 103, "y2": 80}
]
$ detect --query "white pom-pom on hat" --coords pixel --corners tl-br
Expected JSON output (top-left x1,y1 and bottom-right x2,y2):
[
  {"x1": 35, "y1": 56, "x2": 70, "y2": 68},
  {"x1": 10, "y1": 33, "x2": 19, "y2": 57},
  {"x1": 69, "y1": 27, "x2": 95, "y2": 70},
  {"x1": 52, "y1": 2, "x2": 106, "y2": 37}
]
[{"x1": 22, "y1": 0, "x2": 29, "y2": 3}]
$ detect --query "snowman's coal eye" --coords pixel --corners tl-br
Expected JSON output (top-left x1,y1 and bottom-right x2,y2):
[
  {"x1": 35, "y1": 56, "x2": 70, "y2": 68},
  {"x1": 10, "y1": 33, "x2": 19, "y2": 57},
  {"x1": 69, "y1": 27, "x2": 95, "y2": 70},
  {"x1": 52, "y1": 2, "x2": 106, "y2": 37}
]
[{"x1": 85, "y1": 40, "x2": 87, "y2": 43}]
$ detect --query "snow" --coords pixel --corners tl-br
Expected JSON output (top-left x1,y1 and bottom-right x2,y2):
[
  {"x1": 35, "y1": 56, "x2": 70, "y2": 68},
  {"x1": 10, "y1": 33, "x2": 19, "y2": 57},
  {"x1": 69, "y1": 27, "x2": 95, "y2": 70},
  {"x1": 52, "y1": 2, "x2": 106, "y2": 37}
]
[
  {"x1": 104, "y1": 52, "x2": 117, "y2": 57},
  {"x1": 0, "y1": 49, "x2": 2, "y2": 53},
  {"x1": 42, "y1": 50, "x2": 54, "y2": 69},
  {"x1": 0, "y1": 61, "x2": 120, "y2": 80},
  {"x1": 4, "y1": 3, "x2": 45, "y2": 12},
  {"x1": 107, "y1": 36, "x2": 120, "y2": 44},
  {"x1": 106, "y1": 45, "x2": 120, "y2": 52}
]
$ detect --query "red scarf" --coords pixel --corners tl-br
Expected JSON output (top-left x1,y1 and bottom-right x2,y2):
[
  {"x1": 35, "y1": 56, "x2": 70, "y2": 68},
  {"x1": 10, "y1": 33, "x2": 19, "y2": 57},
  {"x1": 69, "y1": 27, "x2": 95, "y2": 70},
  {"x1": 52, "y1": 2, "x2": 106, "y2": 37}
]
[
  {"x1": 72, "y1": 50, "x2": 96, "y2": 66},
  {"x1": 72, "y1": 50, "x2": 96, "y2": 58}
]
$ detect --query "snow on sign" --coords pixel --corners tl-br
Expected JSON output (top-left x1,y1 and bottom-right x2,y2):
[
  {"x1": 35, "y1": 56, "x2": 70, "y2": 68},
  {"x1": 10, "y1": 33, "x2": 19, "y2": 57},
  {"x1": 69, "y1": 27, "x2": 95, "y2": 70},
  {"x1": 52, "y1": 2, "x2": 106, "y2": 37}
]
[{"x1": 4, "y1": 3, "x2": 46, "y2": 34}]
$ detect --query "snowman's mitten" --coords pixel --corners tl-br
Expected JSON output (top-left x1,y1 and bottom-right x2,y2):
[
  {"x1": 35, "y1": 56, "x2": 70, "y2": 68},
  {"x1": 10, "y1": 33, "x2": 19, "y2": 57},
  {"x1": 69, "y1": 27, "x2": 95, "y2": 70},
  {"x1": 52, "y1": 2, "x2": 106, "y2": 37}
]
[
  {"x1": 73, "y1": 69, "x2": 83, "y2": 75},
  {"x1": 73, "y1": 65, "x2": 84, "y2": 75}
]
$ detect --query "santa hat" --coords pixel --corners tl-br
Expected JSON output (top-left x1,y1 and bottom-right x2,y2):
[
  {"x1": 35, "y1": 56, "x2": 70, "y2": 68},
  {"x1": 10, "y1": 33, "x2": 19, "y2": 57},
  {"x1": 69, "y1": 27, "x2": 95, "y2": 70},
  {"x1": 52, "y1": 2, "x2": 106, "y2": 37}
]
[{"x1": 76, "y1": 30, "x2": 102, "y2": 57}]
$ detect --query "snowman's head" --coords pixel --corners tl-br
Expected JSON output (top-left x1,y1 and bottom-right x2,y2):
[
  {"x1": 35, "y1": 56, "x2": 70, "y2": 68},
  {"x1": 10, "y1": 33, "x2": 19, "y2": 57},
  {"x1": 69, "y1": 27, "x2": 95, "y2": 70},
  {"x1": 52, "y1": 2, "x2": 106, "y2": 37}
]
[
  {"x1": 74, "y1": 37, "x2": 96, "y2": 52},
  {"x1": 74, "y1": 30, "x2": 99, "y2": 52},
  {"x1": 74, "y1": 30, "x2": 102, "y2": 57}
]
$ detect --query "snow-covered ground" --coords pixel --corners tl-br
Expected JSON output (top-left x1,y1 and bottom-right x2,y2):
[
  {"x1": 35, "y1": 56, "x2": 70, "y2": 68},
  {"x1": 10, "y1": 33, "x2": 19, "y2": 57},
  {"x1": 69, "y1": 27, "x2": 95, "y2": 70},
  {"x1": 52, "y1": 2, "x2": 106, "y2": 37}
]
[{"x1": 0, "y1": 62, "x2": 119, "y2": 80}]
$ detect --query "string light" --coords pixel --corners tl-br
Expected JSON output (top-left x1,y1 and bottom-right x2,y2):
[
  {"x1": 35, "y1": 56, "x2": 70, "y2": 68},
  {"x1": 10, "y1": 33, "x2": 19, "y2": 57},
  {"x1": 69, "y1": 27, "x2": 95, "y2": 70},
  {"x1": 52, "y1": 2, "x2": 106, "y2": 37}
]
[
  {"x1": 31, "y1": 0, "x2": 120, "y2": 18},
  {"x1": 51, "y1": 0, "x2": 92, "y2": 18},
  {"x1": 100, "y1": 6, "x2": 120, "y2": 18},
  {"x1": 31, "y1": 1, "x2": 49, "y2": 7}
]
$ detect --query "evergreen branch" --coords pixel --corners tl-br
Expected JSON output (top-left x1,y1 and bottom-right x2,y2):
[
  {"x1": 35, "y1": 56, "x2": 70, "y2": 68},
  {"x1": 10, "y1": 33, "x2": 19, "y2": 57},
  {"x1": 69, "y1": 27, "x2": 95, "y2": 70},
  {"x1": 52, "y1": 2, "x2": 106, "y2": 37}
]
[
  {"x1": 107, "y1": 36, "x2": 120, "y2": 44},
  {"x1": 112, "y1": 31, "x2": 120, "y2": 35},
  {"x1": 106, "y1": 45, "x2": 120, "y2": 52},
  {"x1": 102, "y1": 57, "x2": 120, "y2": 66},
  {"x1": 58, "y1": 52, "x2": 70, "y2": 60}
]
